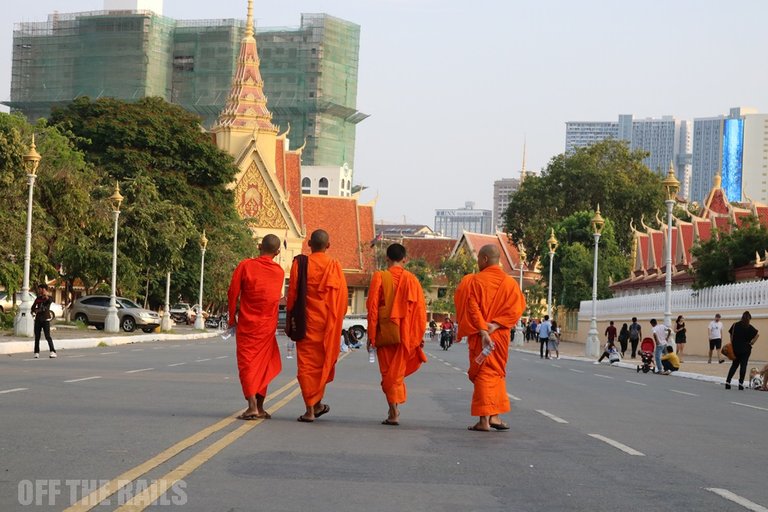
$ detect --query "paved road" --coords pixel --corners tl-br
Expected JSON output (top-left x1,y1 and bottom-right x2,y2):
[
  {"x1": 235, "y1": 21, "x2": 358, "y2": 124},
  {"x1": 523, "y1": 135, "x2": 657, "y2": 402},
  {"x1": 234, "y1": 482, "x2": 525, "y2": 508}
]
[{"x1": 1, "y1": 335, "x2": 766, "y2": 511}]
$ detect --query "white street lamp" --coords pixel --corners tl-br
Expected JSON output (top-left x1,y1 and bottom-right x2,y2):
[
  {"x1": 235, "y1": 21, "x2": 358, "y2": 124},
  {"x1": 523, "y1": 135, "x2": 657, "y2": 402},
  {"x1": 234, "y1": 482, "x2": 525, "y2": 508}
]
[
  {"x1": 662, "y1": 163, "x2": 680, "y2": 331},
  {"x1": 161, "y1": 271, "x2": 172, "y2": 331},
  {"x1": 546, "y1": 228, "x2": 559, "y2": 320},
  {"x1": 14, "y1": 135, "x2": 42, "y2": 337},
  {"x1": 194, "y1": 231, "x2": 208, "y2": 330},
  {"x1": 585, "y1": 205, "x2": 605, "y2": 358},
  {"x1": 104, "y1": 182, "x2": 124, "y2": 333},
  {"x1": 513, "y1": 243, "x2": 526, "y2": 346}
]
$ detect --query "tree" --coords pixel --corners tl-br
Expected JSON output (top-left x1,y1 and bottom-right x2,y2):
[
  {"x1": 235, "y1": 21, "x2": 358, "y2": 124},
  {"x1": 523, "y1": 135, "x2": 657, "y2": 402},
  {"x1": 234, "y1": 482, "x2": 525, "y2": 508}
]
[
  {"x1": 431, "y1": 252, "x2": 476, "y2": 314},
  {"x1": 540, "y1": 211, "x2": 629, "y2": 310},
  {"x1": 691, "y1": 216, "x2": 768, "y2": 289},
  {"x1": 504, "y1": 140, "x2": 666, "y2": 264},
  {"x1": 405, "y1": 258, "x2": 434, "y2": 293}
]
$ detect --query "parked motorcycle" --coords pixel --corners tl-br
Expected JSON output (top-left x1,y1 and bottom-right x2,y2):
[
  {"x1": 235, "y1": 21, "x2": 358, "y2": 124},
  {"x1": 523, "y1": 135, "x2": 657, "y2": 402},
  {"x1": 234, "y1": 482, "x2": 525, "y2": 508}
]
[{"x1": 206, "y1": 312, "x2": 229, "y2": 330}]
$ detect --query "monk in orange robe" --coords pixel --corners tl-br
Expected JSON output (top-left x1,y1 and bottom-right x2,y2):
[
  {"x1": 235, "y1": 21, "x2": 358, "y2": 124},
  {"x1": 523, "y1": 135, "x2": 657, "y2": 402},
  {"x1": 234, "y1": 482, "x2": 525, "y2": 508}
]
[
  {"x1": 367, "y1": 243, "x2": 428, "y2": 426},
  {"x1": 288, "y1": 229, "x2": 348, "y2": 422},
  {"x1": 455, "y1": 244, "x2": 526, "y2": 432},
  {"x1": 227, "y1": 234, "x2": 285, "y2": 420}
]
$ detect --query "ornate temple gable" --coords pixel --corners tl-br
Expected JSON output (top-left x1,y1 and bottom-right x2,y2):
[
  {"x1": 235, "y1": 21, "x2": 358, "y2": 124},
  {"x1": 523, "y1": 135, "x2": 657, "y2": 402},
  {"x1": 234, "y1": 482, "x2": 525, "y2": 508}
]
[{"x1": 233, "y1": 150, "x2": 303, "y2": 238}]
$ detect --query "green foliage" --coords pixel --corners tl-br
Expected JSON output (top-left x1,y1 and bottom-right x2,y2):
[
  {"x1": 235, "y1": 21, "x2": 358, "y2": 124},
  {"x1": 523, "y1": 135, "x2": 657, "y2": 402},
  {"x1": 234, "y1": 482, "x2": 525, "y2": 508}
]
[
  {"x1": 540, "y1": 211, "x2": 629, "y2": 310},
  {"x1": 405, "y1": 258, "x2": 433, "y2": 292},
  {"x1": 691, "y1": 216, "x2": 768, "y2": 288},
  {"x1": 504, "y1": 140, "x2": 666, "y2": 263},
  {"x1": 0, "y1": 310, "x2": 15, "y2": 329},
  {"x1": 523, "y1": 282, "x2": 546, "y2": 319},
  {"x1": 431, "y1": 251, "x2": 476, "y2": 314}
]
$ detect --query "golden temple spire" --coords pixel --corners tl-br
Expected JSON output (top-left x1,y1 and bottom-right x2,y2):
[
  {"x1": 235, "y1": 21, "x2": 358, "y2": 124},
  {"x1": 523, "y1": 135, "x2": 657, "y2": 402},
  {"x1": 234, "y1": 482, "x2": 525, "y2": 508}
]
[
  {"x1": 245, "y1": 0, "x2": 254, "y2": 39},
  {"x1": 520, "y1": 138, "x2": 527, "y2": 184}
]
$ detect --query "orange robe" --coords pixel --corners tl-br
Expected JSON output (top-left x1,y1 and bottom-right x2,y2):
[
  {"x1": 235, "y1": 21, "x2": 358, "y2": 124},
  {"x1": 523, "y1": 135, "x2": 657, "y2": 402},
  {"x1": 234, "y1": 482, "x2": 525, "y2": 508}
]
[
  {"x1": 287, "y1": 252, "x2": 348, "y2": 406},
  {"x1": 366, "y1": 266, "x2": 428, "y2": 405},
  {"x1": 455, "y1": 265, "x2": 525, "y2": 417},
  {"x1": 228, "y1": 255, "x2": 285, "y2": 398}
]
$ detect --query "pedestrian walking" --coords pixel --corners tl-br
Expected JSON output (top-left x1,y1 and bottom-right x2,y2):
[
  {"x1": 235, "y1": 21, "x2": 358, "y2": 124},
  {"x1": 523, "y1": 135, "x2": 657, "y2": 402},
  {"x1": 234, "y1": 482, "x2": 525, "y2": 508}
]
[
  {"x1": 604, "y1": 321, "x2": 617, "y2": 346},
  {"x1": 618, "y1": 323, "x2": 629, "y2": 358},
  {"x1": 725, "y1": 311, "x2": 759, "y2": 390},
  {"x1": 32, "y1": 283, "x2": 56, "y2": 359},
  {"x1": 227, "y1": 234, "x2": 284, "y2": 421},
  {"x1": 650, "y1": 319, "x2": 669, "y2": 375},
  {"x1": 674, "y1": 315, "x2": 687, "y2": 362},
  {"x1": 707, "y1": 313, "x2": 725, "y2": 364},
  {"x1": 548, "y1": 320, "x2": 561, "y2": 359},
  {"x1": 628, "y1": 317, "x2": 642, "y2": 358},
  {"x1": 538, "y1": 315, "x2": 552, "y2": 359}
]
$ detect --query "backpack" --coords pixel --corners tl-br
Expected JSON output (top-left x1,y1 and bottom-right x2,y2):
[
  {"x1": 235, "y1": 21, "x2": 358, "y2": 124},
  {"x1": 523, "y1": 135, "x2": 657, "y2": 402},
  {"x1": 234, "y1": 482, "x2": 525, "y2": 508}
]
[{"x1": 629, "y1": 323, "x2": 640, "y2": 341}]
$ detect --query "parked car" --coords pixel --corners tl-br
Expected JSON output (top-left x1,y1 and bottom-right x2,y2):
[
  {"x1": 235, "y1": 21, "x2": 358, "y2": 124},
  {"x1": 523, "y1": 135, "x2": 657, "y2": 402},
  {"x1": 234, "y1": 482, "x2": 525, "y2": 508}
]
[
  {"x1": 341, "y1": 314, "x2": 367, "y2": 341},
  {"x1": 0, "y1": 291, "x2": 63, "y2": 319},
  {"x1": 70, "y1": 295, "x2": 160, "y2": 333}
]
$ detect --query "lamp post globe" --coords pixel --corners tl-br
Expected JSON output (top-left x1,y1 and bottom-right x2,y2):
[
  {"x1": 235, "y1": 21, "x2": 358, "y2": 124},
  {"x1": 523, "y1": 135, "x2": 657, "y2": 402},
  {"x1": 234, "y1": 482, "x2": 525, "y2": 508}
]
[
  {"x1": 546, "y1": 228, "x2": 558, "y2": 321},
  {"x1": 104, "y1": 182, "x2": 124, "y2": 333},
  {"x1": 14, "y1": 135, "x2": 42, "y2": 337},
  {"x1": 585, "y1": 205, "x2": 605, "y2": 358},
  {"x1": 513, "y1": 243, "x2": 527, "y2": 346},
  {"x1": 662, "y1": 162, "x2": 680, "y2": 332},
  {"x1": 194, "y1": 231, "x2": 208, "y2": 330}
]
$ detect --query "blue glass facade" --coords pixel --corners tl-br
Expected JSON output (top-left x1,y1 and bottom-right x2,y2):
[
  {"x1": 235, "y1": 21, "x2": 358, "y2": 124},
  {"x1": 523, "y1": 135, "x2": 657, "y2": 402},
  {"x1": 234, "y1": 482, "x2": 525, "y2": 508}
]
[{"x1": 722, "y1": 118, "x2": 744, "y2": 202}]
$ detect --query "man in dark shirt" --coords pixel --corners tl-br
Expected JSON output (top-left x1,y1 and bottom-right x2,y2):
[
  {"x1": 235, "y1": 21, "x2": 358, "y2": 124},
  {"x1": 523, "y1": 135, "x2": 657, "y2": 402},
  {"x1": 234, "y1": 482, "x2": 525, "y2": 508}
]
[
  {"x1": 604, "y1": 321, "x2": 618, "y2": 346},
  {"x1": 31, "y1": 283, "x2": 56, "y2": 359},
  {"x1": 725, "y1": 311, "x2": 759, "y2": 390}
]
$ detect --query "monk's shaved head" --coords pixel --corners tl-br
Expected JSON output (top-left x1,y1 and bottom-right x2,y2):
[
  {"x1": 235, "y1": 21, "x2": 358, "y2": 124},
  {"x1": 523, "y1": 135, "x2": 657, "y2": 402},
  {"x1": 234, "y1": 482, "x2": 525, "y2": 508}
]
[
  {"x1": 386, "y1": 243, "x2": 406, "y2": 262},
  {"x1": 478, "y1": 244, "x2": 500, "y2": 270},
  {"x1": 259, "y1": 234, "x2": 281, "y2": 256},
  {"x1": 309, "y1": 229, "x2": 330, "y2": 252}
]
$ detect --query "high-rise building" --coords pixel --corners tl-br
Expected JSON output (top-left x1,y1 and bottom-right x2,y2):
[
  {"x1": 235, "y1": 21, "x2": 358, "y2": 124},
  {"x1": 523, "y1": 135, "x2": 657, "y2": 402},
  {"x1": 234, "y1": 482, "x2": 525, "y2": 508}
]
[
  {"x1": 566, "y1": 114, "x2": 692, "y2": 197},
  {"x1": 5, "y1": 5, "x2": 366, "y2": 168},
  {"x1": 691, "y1": 107, "x2": 766, "y2": 204},
  {"x1": 434, "y1": 202, "x2": 493, "y2": 239},
  {"x1": 493, "y1": 178, "x2": 519, "y2": 231}
]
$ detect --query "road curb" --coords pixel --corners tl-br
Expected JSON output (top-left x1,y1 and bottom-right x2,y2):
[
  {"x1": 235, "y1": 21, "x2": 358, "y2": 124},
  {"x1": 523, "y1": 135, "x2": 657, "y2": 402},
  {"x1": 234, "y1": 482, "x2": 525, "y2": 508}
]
[
  {"x1": 513, "y1": 348, "x2": 727, "y2": 385},
  {"x1": 0, "y1": 331, "x2": 221, "y2": 355}
]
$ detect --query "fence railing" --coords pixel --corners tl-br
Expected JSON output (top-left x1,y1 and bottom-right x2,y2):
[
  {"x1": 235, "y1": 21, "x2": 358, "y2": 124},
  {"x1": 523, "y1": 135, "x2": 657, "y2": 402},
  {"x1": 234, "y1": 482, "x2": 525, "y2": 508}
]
[{"x1": 578, "y1": 280, "x2": 768, "y2": 319}]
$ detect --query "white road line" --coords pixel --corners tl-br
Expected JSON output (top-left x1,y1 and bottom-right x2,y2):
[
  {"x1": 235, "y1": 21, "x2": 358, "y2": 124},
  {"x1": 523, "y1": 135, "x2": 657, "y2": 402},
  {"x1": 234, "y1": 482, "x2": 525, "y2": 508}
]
[
  {"x1": 99, "y1": 351, "x2": 118, "y2": 355},
  {"x1": 536, "y1": 409, "x2": 568, "y2": 424},
  {"x1": 443, "y1": 361, "x2": 451, "y2": 366},
  {"x1": 167, "y1": 362, "x2": 186, "y2": 367},
  {"x1": 551, "y1": 363, "x2": 562, "y2": 368},
  {"x1": 195, "y1": 358, "x2": 212, "y2": 362},
  {"x1": 626, "y1": 380, "x2": 647, "y2": 386},
  {"x1": 452, "y1": 366, "x2": 462, "y2": 371},
  {"x1": 519, "y1": 358, "x2": 530, "y2": 362},
  {"x1": 731, "y1": 402, "x2": 768, "y2": 413},
  {"x1": 125, "y1": 368, "x2": 154, "y2": 374},
  {"x1": 152, "y1": 347, "x2": 163, "y2": 350},
  {"x1": 569, "y1": 368, "x2": 585, "y2": 373},
  {"x1": 670, "y1": 389, "x2": 698, "y2": 397},
  {"x1": 588, "y1": 434, "x2": 645, "y2": 456},
  {"x1": 131, "y1": 348, "x2": 144, "y2": 352},
  {"x1": 66, "y1": 355, "x2": 87, "y2": 359},
  {"x1": 0, "y1": 388, "x2": 28, "y2": 395},
  {"x1": 215, "y1": 356, "x2": 229, "y2": 360},
  {"x1": 506, "y1": 393, "x2": 521, "y2": 401},
  {"x1": 64, "y1": 376, "x2": 102, "y2": 383},
  {"x1": 594, "y1": 373, "x2": 614, "y2": 379},
  {"x1": 706, "y1": 488, "x2": 768, "y2": 512},
  {"x1": 170, "y1": 345, "x2": 180, "y2": 348}
]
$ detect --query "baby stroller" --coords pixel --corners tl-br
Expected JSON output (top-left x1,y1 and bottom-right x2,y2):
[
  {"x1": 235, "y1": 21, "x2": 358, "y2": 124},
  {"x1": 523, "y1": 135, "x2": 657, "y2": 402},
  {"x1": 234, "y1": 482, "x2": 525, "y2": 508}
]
[{"x1": 636, "y1": 337, "x2": 655, "y2": 374}]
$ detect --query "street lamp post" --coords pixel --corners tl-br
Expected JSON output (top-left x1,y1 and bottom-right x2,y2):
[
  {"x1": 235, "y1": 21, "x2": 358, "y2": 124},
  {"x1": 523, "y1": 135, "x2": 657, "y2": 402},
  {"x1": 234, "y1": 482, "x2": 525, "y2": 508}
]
[
  {"x1": 161, "y1": 271, "x2": 172, "y2": 332},
  {"x1": 194, "y1": 231, "x2": 208, "y2": 330},
  {"x1": 546, "y1": 229, "x2": 559, "y2": 320},
  {"x1": 14, "y1": 135, "x2": 42, "y2": 337},
  {"x1": 662, "y1": 163, "x2": 680, "y2": 332},
  {"x1": 104, "y1": 183, "x2": 124, "y2": 333},
  {"x1": 585, "y1": 206, "x2": 605, "y2": 358},
  {"x1": 513, "y1": 243, "x2": 526, "y2": 346}
]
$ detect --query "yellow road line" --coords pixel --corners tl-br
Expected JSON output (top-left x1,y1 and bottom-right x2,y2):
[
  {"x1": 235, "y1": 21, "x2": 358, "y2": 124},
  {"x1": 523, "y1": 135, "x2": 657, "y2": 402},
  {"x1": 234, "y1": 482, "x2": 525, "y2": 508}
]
[
  {"x1": 63, "y1": 378, "x2": 298, "y2": 512},
  {"x1": 114, "y1": 387, "x2": 303, "y2": 512}
]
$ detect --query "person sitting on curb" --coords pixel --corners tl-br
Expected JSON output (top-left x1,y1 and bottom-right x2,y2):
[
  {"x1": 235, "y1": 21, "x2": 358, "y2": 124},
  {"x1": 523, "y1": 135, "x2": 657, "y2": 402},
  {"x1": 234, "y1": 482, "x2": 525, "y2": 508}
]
[{"x1": 660, "y1": 345, "x2": 680, "y2": 375}]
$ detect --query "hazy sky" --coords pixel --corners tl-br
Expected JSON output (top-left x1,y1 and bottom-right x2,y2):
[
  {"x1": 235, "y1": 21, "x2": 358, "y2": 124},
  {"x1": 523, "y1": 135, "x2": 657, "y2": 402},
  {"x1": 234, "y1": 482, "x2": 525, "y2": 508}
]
[{"x1": 2, "y1": 0, "x2": 767, "y2": 227}]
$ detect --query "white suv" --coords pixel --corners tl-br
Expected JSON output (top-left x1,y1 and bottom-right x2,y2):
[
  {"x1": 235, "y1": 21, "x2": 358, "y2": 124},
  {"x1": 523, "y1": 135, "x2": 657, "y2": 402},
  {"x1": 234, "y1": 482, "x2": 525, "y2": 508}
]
[{"x1": 341, "y1": 315, "x2": 367, "y2": 341}]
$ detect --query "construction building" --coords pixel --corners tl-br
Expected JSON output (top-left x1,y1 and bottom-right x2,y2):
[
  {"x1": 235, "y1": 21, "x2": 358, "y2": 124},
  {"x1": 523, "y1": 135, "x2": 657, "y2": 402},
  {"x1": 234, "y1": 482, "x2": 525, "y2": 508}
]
[{"x1": 6, "y1": 4, "x2": 366, "y2": 168}]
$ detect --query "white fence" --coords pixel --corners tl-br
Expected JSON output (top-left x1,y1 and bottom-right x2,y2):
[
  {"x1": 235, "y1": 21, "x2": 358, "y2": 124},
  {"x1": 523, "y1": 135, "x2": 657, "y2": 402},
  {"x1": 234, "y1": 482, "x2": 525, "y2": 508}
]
[{"x1": 578, "y1": 280, "x2": 768, "y2": 319}]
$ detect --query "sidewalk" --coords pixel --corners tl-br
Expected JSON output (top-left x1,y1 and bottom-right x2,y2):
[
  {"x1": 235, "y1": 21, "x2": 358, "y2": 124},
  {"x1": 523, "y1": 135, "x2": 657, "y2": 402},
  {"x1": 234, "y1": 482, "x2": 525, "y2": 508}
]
[
  {"x1": 514, "y1": 339, "x2": 767, "y2": 385},
  {"x1": 0, "y1": 324, "x2": 220, "y2": 355}
]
